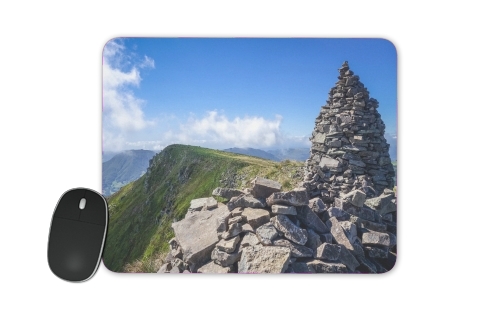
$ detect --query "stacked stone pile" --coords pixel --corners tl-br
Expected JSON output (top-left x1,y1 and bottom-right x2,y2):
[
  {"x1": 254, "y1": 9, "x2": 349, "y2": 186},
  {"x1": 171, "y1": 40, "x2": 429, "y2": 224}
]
[
  {"x1": 158, "y1": 176, "x2": 397, "y2": 274},
  {"x1": 301, "y1": 61, "x2": 395, "y2": 203}
]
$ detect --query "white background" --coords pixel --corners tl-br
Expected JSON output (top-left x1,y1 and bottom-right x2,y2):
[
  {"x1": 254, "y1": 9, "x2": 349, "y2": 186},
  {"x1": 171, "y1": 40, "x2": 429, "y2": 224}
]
[{"x1": 1, "y1": 1, "x2": 498, "y2": 310}]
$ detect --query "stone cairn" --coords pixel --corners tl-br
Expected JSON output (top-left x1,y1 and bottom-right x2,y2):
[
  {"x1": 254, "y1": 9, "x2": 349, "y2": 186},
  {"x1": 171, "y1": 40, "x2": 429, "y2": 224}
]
[
  {"x1": 301, "y1": 61, "x2": 395, "y2": 202},
  {"x1": 158, "y1": 176, "x2": 397, "y2": 274},
  {"x1": 157, "y1": 62, "x2": 396, "y2": 273}
]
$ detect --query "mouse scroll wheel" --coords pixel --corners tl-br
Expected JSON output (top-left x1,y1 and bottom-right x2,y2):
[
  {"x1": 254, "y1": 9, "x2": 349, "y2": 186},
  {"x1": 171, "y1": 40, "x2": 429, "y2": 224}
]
[{"x1": 79, "y1": 198, "x2": 86, "y2": 209}]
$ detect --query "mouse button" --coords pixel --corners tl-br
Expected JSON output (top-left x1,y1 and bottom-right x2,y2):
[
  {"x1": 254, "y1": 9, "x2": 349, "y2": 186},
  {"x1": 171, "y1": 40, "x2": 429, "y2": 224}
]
[
  {"x1": 79, "y1": 190, "x2": 107, "y2": 226},
  {"x1": 48, "y1": 219, "x2": 105, "y2": 281},
  {"x1": 53, "y1": 189, "x2": 86, "y2": 221}
]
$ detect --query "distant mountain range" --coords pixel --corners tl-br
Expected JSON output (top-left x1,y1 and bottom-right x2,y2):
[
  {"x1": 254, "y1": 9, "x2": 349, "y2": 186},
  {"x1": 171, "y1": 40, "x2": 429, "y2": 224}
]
[
  {"x1": 223, "y1": 147, "x2": 310, "y2": 162},
  {"x1": 102, "y1": 150, "x2": 157, "y2": 196}
]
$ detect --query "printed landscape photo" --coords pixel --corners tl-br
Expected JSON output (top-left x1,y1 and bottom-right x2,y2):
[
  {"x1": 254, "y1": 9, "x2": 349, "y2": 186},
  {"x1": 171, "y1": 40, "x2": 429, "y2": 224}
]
[{"x1": 102, "y1": 38, "x2": 397, "y2": 273}]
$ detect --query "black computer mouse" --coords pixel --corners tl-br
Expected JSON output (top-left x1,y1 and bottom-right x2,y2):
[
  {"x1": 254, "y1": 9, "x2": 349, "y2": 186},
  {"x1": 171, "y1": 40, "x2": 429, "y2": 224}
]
[{"x1": 48, "y1": 188, "x2": 108, "y2": 282}]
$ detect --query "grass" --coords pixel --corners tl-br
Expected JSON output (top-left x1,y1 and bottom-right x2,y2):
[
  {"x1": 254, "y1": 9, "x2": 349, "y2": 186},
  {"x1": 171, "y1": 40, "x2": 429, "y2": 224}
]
[{"x1": 103, "y1": 144, "x2": 305, "y2": 272}]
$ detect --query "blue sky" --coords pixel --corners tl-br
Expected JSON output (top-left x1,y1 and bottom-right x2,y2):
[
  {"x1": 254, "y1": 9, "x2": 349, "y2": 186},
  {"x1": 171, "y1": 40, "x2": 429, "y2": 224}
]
[{"x1": 103, "y1": 38, "x2": 397, "y2": 152}]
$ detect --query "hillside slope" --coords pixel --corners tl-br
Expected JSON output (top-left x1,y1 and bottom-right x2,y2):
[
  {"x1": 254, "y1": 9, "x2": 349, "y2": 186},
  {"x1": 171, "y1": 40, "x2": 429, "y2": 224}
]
[
  {"x1": 103, "y1": 144, "x2": 304, "y2": 272},
  {"x1": 102, "y1": 150, "x2": 156, "y2": 196}
]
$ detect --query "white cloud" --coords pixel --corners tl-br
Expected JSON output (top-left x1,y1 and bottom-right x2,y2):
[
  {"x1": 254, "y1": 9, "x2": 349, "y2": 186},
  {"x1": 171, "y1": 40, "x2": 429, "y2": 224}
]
[
  {"x1": 161, "y1": 111, "x2": 309, "y2": 149},
  {"x1": 103, "y1": 39, "x2": 154, "y2": 151}
]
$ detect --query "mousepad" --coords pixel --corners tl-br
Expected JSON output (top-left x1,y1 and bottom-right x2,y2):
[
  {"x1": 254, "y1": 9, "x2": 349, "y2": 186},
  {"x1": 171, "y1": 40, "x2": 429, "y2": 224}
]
[{"x1": 102, "y1": 38, "x2": 397, "y2": 273}]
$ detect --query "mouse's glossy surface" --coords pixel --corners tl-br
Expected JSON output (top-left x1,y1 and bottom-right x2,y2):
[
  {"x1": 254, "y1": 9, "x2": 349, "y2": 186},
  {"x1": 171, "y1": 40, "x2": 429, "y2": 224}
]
[{"x1": 48, "y1": 188, "x2": 108, "y2": 282}]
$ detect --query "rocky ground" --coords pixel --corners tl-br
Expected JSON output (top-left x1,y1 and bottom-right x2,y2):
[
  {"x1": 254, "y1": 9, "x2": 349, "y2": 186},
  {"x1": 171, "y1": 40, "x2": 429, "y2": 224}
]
[{"x1": 158, "y1": 177, "x2": 396, "y2": 273}]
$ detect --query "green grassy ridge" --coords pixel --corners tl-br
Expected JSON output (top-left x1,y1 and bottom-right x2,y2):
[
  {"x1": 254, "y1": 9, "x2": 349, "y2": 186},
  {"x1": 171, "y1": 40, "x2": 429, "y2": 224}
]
[{"x1": 103, "y1": 144, "x2": 304, "y2": 272}]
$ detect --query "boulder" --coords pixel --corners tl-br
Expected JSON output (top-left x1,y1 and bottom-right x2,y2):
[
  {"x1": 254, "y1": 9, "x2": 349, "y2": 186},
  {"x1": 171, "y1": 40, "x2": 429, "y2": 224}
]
[
  {"x1": 172, "y1": 205, "x2": 230, "y2": 270},
  {"x1": 197, "y1": 261, "x2": 232, "y2": 273},
  {"x1": 238, "y1": 245, "x2": 291, "y2": 273},
  {"x1": 338, "y1": 221, "x2": 357, "y2": 244},
  {"x1": 316, "y1": 243, "x2": 341, "y2": 261},
  {"x1": 273, "y1": 239, "x2": 314, "y2": 258},
  {"x1": 364, "y1": 193, "x2": 396, "y2": 215},
  {"x1": 241, "y1": 223, "x2": 255, "y2": 233},
  {"x1": 227, "y1": 194, "x2": 265, "y2": 210},
  {"x1": 212, "y1": 187, "x2": 244, "y2": 200},
  {"x1": 271, "y1": 204, "x2": 297, "y2": 215},
  {"x1": 272, "y1": 215, "x2": 308, "y2": 245},
  {"x1": 306, "y1": 260, "x2": 347, "y2": 273},
  {"x1": 362, "y1": 231, "x2": 391, "y2": 247},
  {"x1": 291, "y1": 262, "x2": 315, "y2": 273},
  {"x1": 211, "y1": 247, "x2": 242, "y2": 267},
  {"x1": 340, "y1": 190, "x2": 366, "y2": 208},
  {"x1": 305, "y1": 229, "x2": 322, "y2": 251},
  {"x1": 221, "y1": 222, "x2": 243, "y2": 239},
  {"x1": 309, "y1": 198, "x2": 327, "y2": 214},
  {"x1": 365, "y1": 246, "x2": 389, "y2": 258},
  {"x1": 326, "y1": 217, "x2": 355, "y2": 252},
  {"x1": 240, "y1": 232, "x2": 261, "y2": 248},
  {"x1": 337, "y1": 244, "x2": 360, "y2": 271},
  {"x1": 189, "y1": 197, "x2": 217, "y2": 212},
  {"x1": 296, "y1": 205, "x2": 329, "y2": 234},
  {"x1": 216, "y1": 235, "x2": 241, "y2": 253},
  {"x1": 242, "y1": 208, "x2": 270, "y2": 229},
  {"x1": 255, "y1": 222, "x2": 279, "y2": 246},
  {"x1": 228, "y1": 216, "x2": 243, "y2": 225},
  {"x1": 266, "y1": 190, "x2": 309, "y2": 207},
  {"x1": 252, "y1": 177, "x2": 282, "y2": 199}
]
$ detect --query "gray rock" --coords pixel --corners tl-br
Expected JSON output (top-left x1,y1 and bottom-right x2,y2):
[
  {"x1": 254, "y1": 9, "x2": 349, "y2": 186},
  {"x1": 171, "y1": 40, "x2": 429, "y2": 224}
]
[
  {"x1": 309, "y1": 197, "x2": 327, "y2": 214},
  {"x1": 326, "y1": 217, "x2": 355, "y2": 252},
  {"x1": 356, "y1": 255, "x2": 378, "y2": 273},
  {"x1": 272, "y1": 214, "x2": 308, "y2": 245},
  {"x1": 197, "y1": 261, "x2": 232, "y2": 273},
  {"x1": 238, "y1": 245, "x2": 291, "y2": 273},
  {"x1": 252, "y1": 177, "x2": 282, "y2": 199},
  {"x1": 211, "y1": 247, "x2": 242, "y2": 267},
  {"x1": 306, "y1": 260, "x2": 347, "y2": 273},
  {"x1": 172, "y1": 205, "x2": 230, "y2": 270},
  {"x1": 228, "y1": 216, "x2": 243, "y2": 225},
  {"x1": 240, "y1": 232, "x2": 261, "y2": 248},
  {"x1": 273, "y1": 239, "x2": 314, "y2": 258},
  {"x1": 362, "y1": 231, "x2": 391, "y2": 247},
  {"x1": 312, "y1": 133, "x2": 326, "y2": 144},
  {"x1": 266, "y1": 190, "x2": 309, "y2": 207},
  {"x1": 365, "y1": 246, "x2": 389, "y2": 258},
  {"x1": 338, "y1": 221, "x2": 357, "y2": 244},
  {"x1": 296, "y1": 205, "x2": 329, "y2": 234},
  {"x1": 221, "y1": 222, "x2": 243, "y2": 239},
  {"x1": 227, "y1": 194, "x2": 265, "y2": 210},
  {"x1": 325, "y1": 207, "x2": 351, "y2": 221},
  {"x1": 319, "y1": 156, "x2": 341, "y2": 169},
  {"x1": 291, "y1": 262, "x2": 315, "y2": 273},
  {"x1": 359, "y1": 207, "x2": 376, "y2": 222},
  {"x1": 316, "y1": 243, "x2": 341, "y2": 261},
  {"x1": 337, "y1": 244, "x2": 360, "y2": 271},
  {"x1": 271, "y1": 204, "x2": 297, "y2": 215},
  {"x1": 216, "y1": 235, "x2": 241, "y2": 253},
  {"x1": 365, "y1": 193, "x2": 396, "y2": 215},
  {"x1": 341, "y1": 190, "x2": 366, "y2": 207},
  {"x1": 319, "y1": 233, "x2": 333, "y2": 244},
  {"x1": 256, "y1": 222, "x2": 279, "y2": 245},
  {"x1": 305, "y1": 229, "x2": 322, "y2": 251},
  {"x1": 189, "y1": 197, "x2": 217, "y2": 212},
  {"x1": 242, "y1": 208, "x2": 270, "y2": 229},
  {"x1": 231, "y1": 207, "x2": 244, "y2": 217},
  {"x1": 241, "y1": 223, "x2": 255, "y2": 233},
  {"x1": 215, "y1": 211, "x2": 231, "y2": 234},
  {"x1": 212, "y1": 187, "x2": 244, "y2": 200}
]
